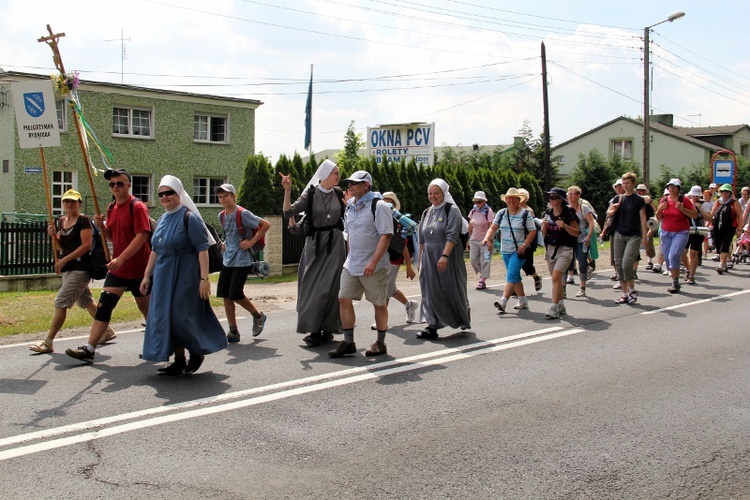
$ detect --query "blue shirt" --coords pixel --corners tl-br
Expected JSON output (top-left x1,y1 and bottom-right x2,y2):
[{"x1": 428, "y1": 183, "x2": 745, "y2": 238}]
[
  {"x1": 219, "y1": 207, "x2": 262, "y2": 267},
  {"x1": 343, "y1": 195, "x2": 394, "y2": 276}
]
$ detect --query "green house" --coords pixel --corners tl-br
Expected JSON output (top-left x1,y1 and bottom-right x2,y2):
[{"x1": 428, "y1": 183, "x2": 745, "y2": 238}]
[{"x1": 0, "y1": 70, "x2": 262, "y2": 222}]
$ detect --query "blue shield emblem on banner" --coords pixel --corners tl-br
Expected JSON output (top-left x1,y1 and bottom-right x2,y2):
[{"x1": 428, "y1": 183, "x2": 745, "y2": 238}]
[{"x1": 23, "y1": 92, "x2": 46, "y2": 118}]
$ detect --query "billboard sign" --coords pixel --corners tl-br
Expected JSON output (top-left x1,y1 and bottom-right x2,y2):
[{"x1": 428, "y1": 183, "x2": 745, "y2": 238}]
[
  {"x1": 367, "y1": 122, "x2": 434, "y2": 166},
  {"x1": 12, "y1": 80, "x2": 61, "y2": 149}
]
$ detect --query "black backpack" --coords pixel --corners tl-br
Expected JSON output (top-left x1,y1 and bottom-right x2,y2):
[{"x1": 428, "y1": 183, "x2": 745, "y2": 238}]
[
  {"x1": 87, "y1": 222, "x2": 108, "y2": 280},
  {"x1": 183, "y1": 210, "x2": 224, "y2": 273}
]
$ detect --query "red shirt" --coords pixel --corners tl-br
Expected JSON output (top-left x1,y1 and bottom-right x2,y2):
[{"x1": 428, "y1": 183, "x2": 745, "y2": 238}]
[
  {"x1": 106, "y1": 196, "x2": 152, "y2": 279},
  {"x1": 660, "y1": 195, "x2": 695, "y2": 232}
]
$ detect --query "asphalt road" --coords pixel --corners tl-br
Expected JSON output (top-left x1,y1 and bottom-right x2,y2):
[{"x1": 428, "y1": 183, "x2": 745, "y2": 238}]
[{"x1": 1, "y1": 261, "x2": 750, "y2": 499}]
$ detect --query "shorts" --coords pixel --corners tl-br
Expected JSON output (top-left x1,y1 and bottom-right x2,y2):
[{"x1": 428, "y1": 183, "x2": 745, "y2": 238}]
[
  {"x1": 713, "y1": 227, "x2": 735, "y2": 254},
  {"x1": 686, "y1": 233, "x2": 704, "y2": 252},
  {"x1": 339, "y1": 268, "x2": 388, "y2": 306},
  {"x1": 103, "y1": 272, "x2": 150, "y2": 297},
  {"x1": 54, "y1": 270, "x2": 94, "y2": 309},
  {"x1": 545, "y1": 245, "x2": 574, "y2": 275},
  {"x1": 217, "y1": 266, "x2": 251, "y2": 301},
  {"x1": 386, "y1": 263, "x2": 400, "y2": 298}
]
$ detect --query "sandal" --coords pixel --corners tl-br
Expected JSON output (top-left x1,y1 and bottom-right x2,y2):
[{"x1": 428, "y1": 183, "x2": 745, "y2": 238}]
[
  {"x1": 29, "y1": 340, "x2": 53, "y2": 354},
  {"x1": 615, "y1": 296, "x2": 629, "y2": 304},
  {"x1": 416, "y1": 327, "x2": 439, "y2": 340}
]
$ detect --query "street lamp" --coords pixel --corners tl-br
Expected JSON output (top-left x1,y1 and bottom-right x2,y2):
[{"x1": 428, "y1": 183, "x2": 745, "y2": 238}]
[{"x1": 643, "y1": 11, "x2": 685, "y2": 187}]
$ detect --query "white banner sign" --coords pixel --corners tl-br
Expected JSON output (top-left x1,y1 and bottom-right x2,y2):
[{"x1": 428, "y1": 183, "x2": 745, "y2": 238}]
[
  {"x1": 367, "y1": 123, "x2": 434, "y2": 166},
  {"x1": 12, "y1": 80, "x2": 61, "y2": 149}
]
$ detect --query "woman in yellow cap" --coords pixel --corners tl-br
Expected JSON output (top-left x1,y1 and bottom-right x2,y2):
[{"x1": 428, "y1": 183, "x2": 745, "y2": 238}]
[{"x1": 29, "y1": 189, "x2": 115, "y2": 354}]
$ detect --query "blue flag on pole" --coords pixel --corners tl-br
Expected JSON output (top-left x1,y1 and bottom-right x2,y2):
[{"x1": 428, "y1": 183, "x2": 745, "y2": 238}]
[{"x1": 304, "y1": 70, "x2": 312, "y2": 151}]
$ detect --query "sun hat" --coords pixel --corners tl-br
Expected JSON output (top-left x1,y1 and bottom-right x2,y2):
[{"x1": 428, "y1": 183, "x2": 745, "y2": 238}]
[
  {"x1": 613, "y1": 179, "x2": 623, "y2": 188},
  {"x1": 666, "y1": 178, "x2": 681, "y2": 187},
  {"x1": 636, "y1": 184, "x2": 648, "y2": 191},
  {"x1": 472, "y1": 191, "x2": 487, "y2": 202},
  {"x1": 501, "y1": 187, "x2": 527, "y2": 203},
  {"x1": 214, "y1": 183, "x2": 236, "y2": 195},
  {"x1": 381, "y1": 191, "x2": 401, "y2": 211},
  {"x1": 719, "y1": 183, "x2": 733, "y2": 192},
  {"x1": 709, "y1": 182, "x2": 717, "y2": 189},
  {"x1": 686, "y1": 185, "x2": 702, "y2": 197},
  {"x1": 61, "y1": 189, "x2": 82, "y2": 202},
  {"x1": 546, "y1": 187, "x2": 568, "y2": 200},
  {"x1": 344, "y1": 170, "x2": 372, "y2": 185}
]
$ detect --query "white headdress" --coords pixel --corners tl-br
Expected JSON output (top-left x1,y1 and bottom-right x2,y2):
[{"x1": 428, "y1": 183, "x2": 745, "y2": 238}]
[
  {"x1": 304, "y1": 159, "x2": 337, "y2": 192},
  {"x1": 159, "y1": 175, "x2": 216, "y2": 245}
]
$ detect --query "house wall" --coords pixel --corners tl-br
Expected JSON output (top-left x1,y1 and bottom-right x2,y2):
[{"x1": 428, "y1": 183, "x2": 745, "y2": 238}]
[
  {"x1": 555, "y1": 119, "x2": 710, "y2": 182},
  {"x1": 5, "y1": 80, "x2": 258, "y2": 225},
  {"x1": 0, "y1": 82, "x2": 17, "y2": 214}
]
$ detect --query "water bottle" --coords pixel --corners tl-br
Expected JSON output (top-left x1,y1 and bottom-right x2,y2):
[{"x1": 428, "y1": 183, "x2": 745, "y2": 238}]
[{"x1": 597, "y1": 236, "x2": 605, "y2": 247}]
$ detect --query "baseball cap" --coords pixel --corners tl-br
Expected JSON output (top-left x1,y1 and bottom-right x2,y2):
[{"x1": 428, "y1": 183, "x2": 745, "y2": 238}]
[
  {"x1": 344, "y1": 170, "x2": 372, "y2": 185},
  {"x1": 61, "y1": 189, "x2": 82, "y2": 202},
  {"x1": 104, "y1": 168, "x2": 131, "y2": 182},
  {"x1": 214, "y1": 183, "x2": 236, "y2": 195}
]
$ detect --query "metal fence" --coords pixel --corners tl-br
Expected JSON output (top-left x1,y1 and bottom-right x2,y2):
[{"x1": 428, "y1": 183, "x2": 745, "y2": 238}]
[
  {"x1": 0, "y1": 215, "x2": 55, "y2": 276},
  {"x1": 282, "y1": 228, "x2": 305, "y2": 265}
]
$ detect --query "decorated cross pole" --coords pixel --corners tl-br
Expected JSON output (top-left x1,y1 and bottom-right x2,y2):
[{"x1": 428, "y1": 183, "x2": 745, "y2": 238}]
[{"x1": 38, "y1": 25, "x2": 110, "y2": 261}]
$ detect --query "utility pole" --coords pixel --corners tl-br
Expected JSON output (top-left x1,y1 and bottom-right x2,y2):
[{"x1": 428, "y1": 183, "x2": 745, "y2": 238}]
[{"x1": 541, "y1": 42, "x2": 551, "y2": 192}]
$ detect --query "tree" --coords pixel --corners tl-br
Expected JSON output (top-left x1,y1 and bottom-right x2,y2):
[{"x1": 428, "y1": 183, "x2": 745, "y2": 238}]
[
  {"x1": 569, "y1": 150, "x2": 619, "y2": 221},
  {"x1": 336, "y1": 120, "x2": 364, "y2": 172},
  {"x1": 238, "y1": 154, "x2": 276, "y2": 215}
]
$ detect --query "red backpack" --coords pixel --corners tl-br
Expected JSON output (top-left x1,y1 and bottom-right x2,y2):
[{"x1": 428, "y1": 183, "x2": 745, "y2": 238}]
[{"x1": 220, "y1": 206, "x2": 265, "y2": 253}]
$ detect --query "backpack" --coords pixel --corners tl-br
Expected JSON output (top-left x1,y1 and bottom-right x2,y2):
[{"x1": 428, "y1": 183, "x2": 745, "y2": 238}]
[
  {"x1": 87, "y1": 221, "x2": 108, "y2": 280},
  {"x1": 220, "y1": 206, "x2": 265, "y2": 253},
  {"x1": 107, "y1": 197, "x2": 157, "y2": 248},
  {"x1": 714, "y1": 197, "x2": 738, "y2": 230},
  {"x1": 468, "y1": 207, "x2": 491, "y2": 222},
  {"x1": 183, "y1": 210, "x2": 224, "y2": 274}
]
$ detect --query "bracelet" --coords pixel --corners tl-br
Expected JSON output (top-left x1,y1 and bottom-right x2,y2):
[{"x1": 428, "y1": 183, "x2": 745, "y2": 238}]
[
  {"x1": 201, "y1": 278, "x2": 209, "y2": 281},
  {"x1": 520, "y1": 243, "x2": 527, "y2": 247},
  {"x1": 441, "y1": 254, "x2": 449, "y2": 259}
]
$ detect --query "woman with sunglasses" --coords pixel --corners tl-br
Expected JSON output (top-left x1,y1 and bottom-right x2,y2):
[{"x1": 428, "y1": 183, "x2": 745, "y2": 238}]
[
  {"x1": 139, "y1": 176, "x2": 227, "y2": 375},
  {"x1": 541, "y1": 187, "x2": 579, "y2": 319}
]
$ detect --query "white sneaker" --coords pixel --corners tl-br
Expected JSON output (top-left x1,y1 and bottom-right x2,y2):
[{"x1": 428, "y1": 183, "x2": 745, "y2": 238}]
[
  {"x1": 575, "y1": 288, "x2": 586, "y2": 297},
  {"x1": 545, "y1": 305, "x2": 560, "y2": 319},
  {"x1": 371, "y1": 323, "x2": 390, "y2": 330},
  {"x1": 513, "y1": 299, "x2": 529, "y2": 310},
  {"x1": 405, "y1": 300, "x2": 417, "y2": 323},
  {"x1": 558, "y1": 303, "x2": 567, "y2": 315}
]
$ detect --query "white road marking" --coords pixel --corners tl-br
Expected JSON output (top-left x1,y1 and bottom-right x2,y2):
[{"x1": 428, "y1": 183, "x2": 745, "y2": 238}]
[
  {"x1": 0, "y1": 326, "x2": 582, "y2": 461},
  {"x1": 640, "y1": 289, "x2": 750, "y2": 315}
]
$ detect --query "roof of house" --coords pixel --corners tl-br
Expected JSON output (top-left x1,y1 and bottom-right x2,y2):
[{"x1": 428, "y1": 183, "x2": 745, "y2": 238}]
[
  {"x1": 553, "y1": 115, "x2": 720, "y2": 152},
  {"x1": 0, "y1": 70, "x2": 263, "y2": 107},
  {"x1": 673, "y1": 124, "x2": 750, "y2": 137}
]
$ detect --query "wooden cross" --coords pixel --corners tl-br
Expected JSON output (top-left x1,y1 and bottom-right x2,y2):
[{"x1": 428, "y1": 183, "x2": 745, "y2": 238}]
[{"x1": 37, "y1": 25, "x2": 67, "y2": 75}]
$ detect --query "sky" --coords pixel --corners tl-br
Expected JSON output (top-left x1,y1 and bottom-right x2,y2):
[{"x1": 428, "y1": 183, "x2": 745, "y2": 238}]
[{"x1": 2, "y1": 0, "x2": 749, "y2": 163}]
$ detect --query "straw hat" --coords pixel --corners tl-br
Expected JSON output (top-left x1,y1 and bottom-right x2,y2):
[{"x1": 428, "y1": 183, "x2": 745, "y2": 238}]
[
  {"x1": 381, "y1": 191, "x2": 401, "y2": 211},
  {"x1": 501, "y1": 187, "x2": 527, "y2": 202}
]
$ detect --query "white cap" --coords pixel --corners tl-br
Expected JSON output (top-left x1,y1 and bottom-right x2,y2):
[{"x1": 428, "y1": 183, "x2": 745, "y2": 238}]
[
  {"x1": 666, "y1": 178, "x2": 681, "y2": 188},
  {"x1": 344, "y1": 170, "x2": 373, "y2": 185},
  {"x1": 214, "y1": 183, "x2": 236, "y2": 195}
]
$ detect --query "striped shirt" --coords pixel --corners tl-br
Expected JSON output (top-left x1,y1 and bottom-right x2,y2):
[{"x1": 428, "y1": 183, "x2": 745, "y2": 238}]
[{"x1": 493, "y1": 208, "x2": 535, "y2": 255}]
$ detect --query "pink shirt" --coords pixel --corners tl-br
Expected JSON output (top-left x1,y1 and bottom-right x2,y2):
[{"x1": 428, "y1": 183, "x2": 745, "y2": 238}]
[{"x1": 468, "y1": 207, "x2": 494, "y2": 241}]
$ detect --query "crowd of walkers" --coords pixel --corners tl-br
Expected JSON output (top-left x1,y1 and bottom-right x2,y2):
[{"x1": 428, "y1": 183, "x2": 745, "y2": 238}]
[{"x1": 28, "y1": 163, "x2": 745, "y2": 372}]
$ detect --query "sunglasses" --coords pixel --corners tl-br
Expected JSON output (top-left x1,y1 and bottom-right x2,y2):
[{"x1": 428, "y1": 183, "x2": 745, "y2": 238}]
[
  {"x1": 348, "y1": 181, "x2": 363, "y2": 186},
  {"x1": 157, "y1": 190, "x2": 176, "y2": 198},
  {"x1": 108, "y1": 181, "x2": 126, "y2": 188},
  {"x1": 549, "y1": 195, "x2": 562, "y2": 201}
]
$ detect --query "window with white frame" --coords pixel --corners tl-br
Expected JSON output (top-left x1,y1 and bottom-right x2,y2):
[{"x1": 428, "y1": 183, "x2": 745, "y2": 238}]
[
  {"x1": 193, "y1": 177, "x2": 225, "y2": 205},
  {"x1": 131, "y1": 175, "x2": 152, "y2": 204},
  {"x1": 55, "y1": 99, "x2": 68, "y2": 132},
  {"x1": 112, "y1": 106, "x2": 153, "y2": 138},
  {"x1": 194, "y1": 114, "x2": 228, "y2": 143},
  {"x1": 611, "y1": 139, "x2": 633, "y2": 160},
  {"x1": 52, "y1": 171, "x2": 75, "y2": 216}
]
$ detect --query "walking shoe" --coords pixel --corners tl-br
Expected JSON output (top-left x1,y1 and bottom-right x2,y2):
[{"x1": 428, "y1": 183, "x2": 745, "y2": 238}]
[
  {"x1": 252, "y1": 313, "x2": 267, "y2": 337},
  {"x1": 494, "y1": 299, "x2": 507, "y2": 314},
  {"x1": 712, "y1": 255, "x2": 720, "y2": 261},
  {"x1": 645, "y1": 262, "x2": 653, "y2": 270},
  {"x1": 534, "y1": 275, "x2": 542, "y2": 291},
  {"x1": 328, "y1": 341, "x2": 356, "y2": 358},
  {"x1": 227, "y1": 329, "x2": 241, "y2": 343},
  {"x1": 652, "y1": 265, "x2": 662, "y2": 273},
  {"x1": 513, "y1": 299, "x2": 529, "y2": 310},
  {"x1": 575, "y1": 287, "x2": 586, "y2": 297},
  {"x1": 545, "y1": 305, "x2": 560, "y2": 319},
  {"x1": 29, "y1": 339, "x2": 53, "y2": 354},
  {"x1": 365, "y1": 341, "x2": 387, "y2": 357},
  {"x1": 686, "y1": 275, "x2": 696, "y2": 285},
  {"x1": 476, "y1": 279, "x2": 486, "y2": 290},
  {"x1": 416, "y1": 327, "x2": 439, "y2": 339},
  {"x1": 610, "y1": 274, "x2": 618, "y2": 281},
  {"x1": 668, "y1": 284, "x2": 681, "y2": 294},
  {"x1": 184, "y1": 354, "x2": 205, "y2": 375},
  {"x1": 662, "y1": 268, "x2": 669, "y2": 276},
  {"x1": 566, "y1": 276, "x2": 575, "y2": 285},
  {"x1": 99, "y1": 327, "x2": 117, "y2": 345},
  {"x1": 628, "y1": 290, "x2": 638, "y2": 304},
  {"x1": 558, "y1": 304, "x2": 567, "y2": 316},
  {"x1": 716, "y1": 266, "x2": 725, "y2": 275},
  {"x1": 157, "y1": 357, "x2": 187, "y2": 376},
  {"x1": 405, "y1": 300, "x2": 417, "y2": 323},
  {"x1": 303, "y1": 331, "x2": 323, "y2": 346},
  {"x1": 65, "y1": 345, "x2": 95, "y2": 363},
  {"x1": 613, "y1": 282, "x2": 622, "y2": 290}
]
